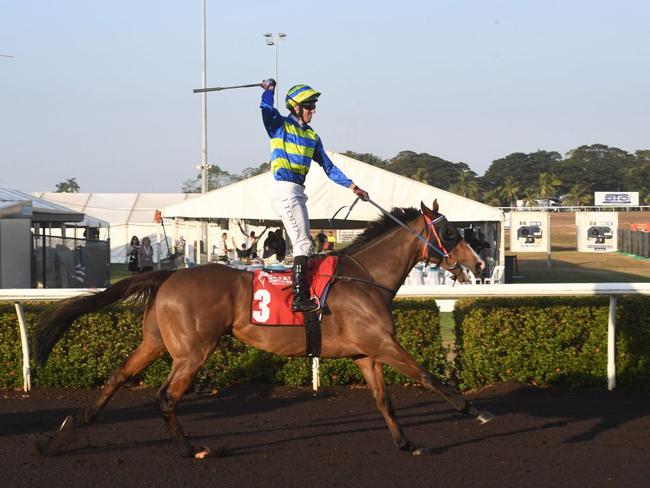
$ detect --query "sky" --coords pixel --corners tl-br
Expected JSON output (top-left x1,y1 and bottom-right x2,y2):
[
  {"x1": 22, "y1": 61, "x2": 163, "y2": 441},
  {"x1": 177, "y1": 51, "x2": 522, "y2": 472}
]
[{"x1": 1, "y1": 0, "x2": 649, "y2": 193}]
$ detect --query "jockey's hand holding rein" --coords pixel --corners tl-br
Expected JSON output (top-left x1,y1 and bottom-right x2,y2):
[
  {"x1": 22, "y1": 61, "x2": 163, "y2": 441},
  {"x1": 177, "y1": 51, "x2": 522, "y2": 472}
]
[{"x1": 350, "y1": 184, "x2": 369, "y2": 201}]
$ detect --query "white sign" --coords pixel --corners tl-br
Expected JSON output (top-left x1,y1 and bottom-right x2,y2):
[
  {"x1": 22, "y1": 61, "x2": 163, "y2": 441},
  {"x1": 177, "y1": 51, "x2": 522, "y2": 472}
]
[
  {"x1": 576, "y1": 212, "x2": 618, "y2": 253},
  {"x1": 509, "y1": 212, "x2": 550, "y2": 253},
  {"x1": 594, "y1": 192, "x2": 639, "y2": 206}
]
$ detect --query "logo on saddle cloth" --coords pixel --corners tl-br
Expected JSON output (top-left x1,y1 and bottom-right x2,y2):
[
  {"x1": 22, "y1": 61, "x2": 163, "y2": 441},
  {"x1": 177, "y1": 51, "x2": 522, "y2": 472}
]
[{"x1": 250, "y1": 256, "x2": 339, "y2": 326}]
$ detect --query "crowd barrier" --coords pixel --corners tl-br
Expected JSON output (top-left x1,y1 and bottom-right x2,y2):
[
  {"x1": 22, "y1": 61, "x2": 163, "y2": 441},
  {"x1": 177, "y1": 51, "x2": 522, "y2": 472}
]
[{"x1": 4, "y1": 282, "x2": 650, "y2": 392}]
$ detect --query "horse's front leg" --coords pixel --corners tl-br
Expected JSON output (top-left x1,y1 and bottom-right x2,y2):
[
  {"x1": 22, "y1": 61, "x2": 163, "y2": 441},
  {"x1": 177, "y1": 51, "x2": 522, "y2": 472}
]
[
  {"x1": 355, "y1": 357, "x2": 422, "y2": 453},
  {"x1": 376, "y1": 339, "x2": 494, "y2": 425}
]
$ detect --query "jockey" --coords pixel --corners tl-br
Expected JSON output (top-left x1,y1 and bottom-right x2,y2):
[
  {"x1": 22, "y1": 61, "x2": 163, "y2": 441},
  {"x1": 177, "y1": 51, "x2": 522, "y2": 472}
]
[{"x1": 260, "y1": 79, "x2": 369, "y2": 312}]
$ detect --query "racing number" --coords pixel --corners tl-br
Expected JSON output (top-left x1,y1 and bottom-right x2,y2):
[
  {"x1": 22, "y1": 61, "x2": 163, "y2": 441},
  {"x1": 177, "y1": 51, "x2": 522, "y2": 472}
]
[{"x1": 252, "y1": 289, "x2": 271, "y2": 322}]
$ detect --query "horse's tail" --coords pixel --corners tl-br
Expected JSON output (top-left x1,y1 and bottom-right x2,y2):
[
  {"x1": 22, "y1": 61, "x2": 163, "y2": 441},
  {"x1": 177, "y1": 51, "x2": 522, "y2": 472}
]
[{"x1": 36, "y1": 270, "x2": 175, "y2": 366}]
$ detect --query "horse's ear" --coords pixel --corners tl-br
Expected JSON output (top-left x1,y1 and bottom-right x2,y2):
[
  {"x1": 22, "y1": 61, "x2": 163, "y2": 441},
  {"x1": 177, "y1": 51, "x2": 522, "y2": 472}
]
[{"x1": 420, "y1": 199, "x2": 440, "y2": 217}]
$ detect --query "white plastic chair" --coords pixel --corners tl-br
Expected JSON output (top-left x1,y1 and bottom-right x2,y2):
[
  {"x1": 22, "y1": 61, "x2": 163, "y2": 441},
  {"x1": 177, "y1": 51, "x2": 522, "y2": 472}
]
[{"x1": 484, "y1": 265, "x2": 505, "y2": 284}]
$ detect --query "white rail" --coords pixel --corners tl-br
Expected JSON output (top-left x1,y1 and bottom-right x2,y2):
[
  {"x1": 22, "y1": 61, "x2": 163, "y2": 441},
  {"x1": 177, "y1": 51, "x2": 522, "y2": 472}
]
[{"x1": 4, "y1": 283, "x2": 650, "y2": 392}]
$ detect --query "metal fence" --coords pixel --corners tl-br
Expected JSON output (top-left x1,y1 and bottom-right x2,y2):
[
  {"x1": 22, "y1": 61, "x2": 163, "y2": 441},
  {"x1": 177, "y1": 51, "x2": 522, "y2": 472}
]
[
  {"x1": 618, "y1": 229, "x2": 650, "y2": 258},
  {"x1": 32, "y1": 235, "x2": 110, "y2": 288}
]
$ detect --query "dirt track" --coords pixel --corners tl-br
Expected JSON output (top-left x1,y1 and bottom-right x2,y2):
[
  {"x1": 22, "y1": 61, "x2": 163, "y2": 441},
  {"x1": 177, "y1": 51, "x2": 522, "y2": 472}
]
[{"x1": 2, "y1": 383, "x2": 649, "y2": 487}]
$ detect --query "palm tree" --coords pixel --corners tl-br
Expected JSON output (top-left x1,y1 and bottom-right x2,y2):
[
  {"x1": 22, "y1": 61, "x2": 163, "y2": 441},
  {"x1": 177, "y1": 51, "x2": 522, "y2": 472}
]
[
  {"x1": 498, "y1": 175, "x2": 519, "y2": 207},
  {"x1": 562, "y1": 183, "x2": 592, "y2": 206},
  {"x1": 481, "y1": 188, "x2": 502, "y2": 207},
  {"x1": 449, "y1": 169, "x2": 479, "y2": 199},
  {"x1": 537, "y1": 172, "x2": 561, "y2": 200},
  {"x1": 522, "y1": 187, "x2": 537, "y2": 207}
]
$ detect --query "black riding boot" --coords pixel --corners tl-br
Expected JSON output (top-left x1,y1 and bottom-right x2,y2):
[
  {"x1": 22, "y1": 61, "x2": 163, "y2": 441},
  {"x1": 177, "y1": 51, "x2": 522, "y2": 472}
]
[{"x1": 292, "y1": 255, "x2": 319, "y2": 312}]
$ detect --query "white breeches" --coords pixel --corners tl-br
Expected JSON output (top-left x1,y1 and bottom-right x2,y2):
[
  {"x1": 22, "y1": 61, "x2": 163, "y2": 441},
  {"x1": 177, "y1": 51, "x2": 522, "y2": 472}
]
[{"x1": 271, "y1": 181, "x2": 313, "y2": 257}]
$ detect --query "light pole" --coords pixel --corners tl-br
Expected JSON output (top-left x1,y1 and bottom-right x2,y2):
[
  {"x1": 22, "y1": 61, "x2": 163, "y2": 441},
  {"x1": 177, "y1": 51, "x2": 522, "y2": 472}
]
[
  {"x1": 199, "y1": 0, "x2": 210, "y2": 195},
  {"x1": 263, "y1": 33, "x2": 287, "y2": 103},
  {"x1": 197, "y1": 0, "x2": 211, "y2": 264}
]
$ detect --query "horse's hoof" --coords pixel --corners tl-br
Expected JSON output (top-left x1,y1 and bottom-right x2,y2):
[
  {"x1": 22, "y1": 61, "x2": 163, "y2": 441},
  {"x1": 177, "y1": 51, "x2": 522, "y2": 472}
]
[
  {"x1": 412, "y1": 446, "x2": 435, "y2": 456},
  {"x1": 194, "y1": 447, "x2": 212, "y2": 459},
  {"x1": 59, "y1": 415, "x2": 76, "y2": 432},
  {"x1": 476, "y1": 410, "x2": 495, "y2": 425}
]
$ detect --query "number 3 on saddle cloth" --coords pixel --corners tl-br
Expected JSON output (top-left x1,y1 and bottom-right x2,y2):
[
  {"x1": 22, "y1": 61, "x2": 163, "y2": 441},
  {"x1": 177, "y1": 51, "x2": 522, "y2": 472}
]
[{"x1": 250, "y1": 256, "x2": 339, "y2": 326}]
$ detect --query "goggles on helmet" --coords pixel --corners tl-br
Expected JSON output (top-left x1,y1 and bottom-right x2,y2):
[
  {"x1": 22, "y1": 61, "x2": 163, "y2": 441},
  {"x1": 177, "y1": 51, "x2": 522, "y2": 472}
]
[{"x1": 286, "y1": 84, "x2": 321, "y2": 111}]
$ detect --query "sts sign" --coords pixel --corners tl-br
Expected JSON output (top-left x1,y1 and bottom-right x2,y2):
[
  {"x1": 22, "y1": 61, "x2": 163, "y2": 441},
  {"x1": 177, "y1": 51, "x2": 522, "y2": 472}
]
[{"x1": 594, "y1": 192, "x2": 639, "y2": 206}]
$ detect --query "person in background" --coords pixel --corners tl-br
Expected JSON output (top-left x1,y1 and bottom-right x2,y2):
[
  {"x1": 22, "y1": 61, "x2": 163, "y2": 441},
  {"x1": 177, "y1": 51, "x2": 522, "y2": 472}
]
[
  {"x1": 138, "y1": 236, "x2": 155, "y2": 273},
  {"x1": 315, "y1": 229, "x2": 327, "y2": 253},
  {"x1": 127, "y1": 236, "x2": 140, "y2": 275},
  {"x1": 260, "y1": 78, "x2": 369, "y2": 311},
  {"x1": 174, "y1": 236, "x2": 186, "y2": 268},
  {"x1": 214, "y1": 232, "x2": 232, "y2": 262},
  {"x1": 238, "y1": 222, "x2": 269, "y2": 259},
  {"x1": 327, "y1": 231, "x2": 337, "y2": 251}
]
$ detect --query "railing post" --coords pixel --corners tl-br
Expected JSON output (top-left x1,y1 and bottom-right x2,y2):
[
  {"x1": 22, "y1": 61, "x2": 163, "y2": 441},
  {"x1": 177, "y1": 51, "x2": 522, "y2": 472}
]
[
  {"x1": 607, "y1": 295, "x2": 617, "y2": 391},
  {"x1": 311, "y1": 357, "x2": 320, "y2": 392},
  {"x1": 14, "y1": 302, "x2": 31, "y2": 392}
]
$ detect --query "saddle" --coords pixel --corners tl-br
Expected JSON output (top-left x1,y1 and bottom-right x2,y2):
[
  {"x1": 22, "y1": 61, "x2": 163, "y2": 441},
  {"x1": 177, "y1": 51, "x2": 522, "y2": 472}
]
[
  {"x1": 250, "y1": 256, "x2": 338, "y2": 327},
  {"x1": 249, "y1": 256, "x2": 339, "y2": 357}
]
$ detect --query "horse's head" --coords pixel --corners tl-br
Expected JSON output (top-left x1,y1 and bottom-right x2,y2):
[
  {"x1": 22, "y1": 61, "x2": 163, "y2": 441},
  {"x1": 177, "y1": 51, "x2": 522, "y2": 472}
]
[{"x1": 420, "y1": 200, "x2": 484, "y2": 283}]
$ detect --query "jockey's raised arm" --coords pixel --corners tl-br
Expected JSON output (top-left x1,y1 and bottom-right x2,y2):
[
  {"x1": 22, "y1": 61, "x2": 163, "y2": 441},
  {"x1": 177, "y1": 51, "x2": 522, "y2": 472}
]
[{"x1": 259, "y1": 80, "x2": 368, "y2": 312}]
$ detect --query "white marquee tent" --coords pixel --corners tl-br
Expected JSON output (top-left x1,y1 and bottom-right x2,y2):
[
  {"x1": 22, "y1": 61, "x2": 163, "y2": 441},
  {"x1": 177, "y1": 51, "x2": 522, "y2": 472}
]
[
  {"x1": 162, "y1": 153, "x2": 505, "y2": 263},
  {"x1": 34, "y1": 192, "x2": 200, "y2": 263}
]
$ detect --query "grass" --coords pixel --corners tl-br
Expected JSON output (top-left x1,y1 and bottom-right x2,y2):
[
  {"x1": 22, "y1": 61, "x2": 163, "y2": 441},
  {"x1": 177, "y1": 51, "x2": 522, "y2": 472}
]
[{"x1": 110, "y1": 263, "x2": 131, "y2": 284}]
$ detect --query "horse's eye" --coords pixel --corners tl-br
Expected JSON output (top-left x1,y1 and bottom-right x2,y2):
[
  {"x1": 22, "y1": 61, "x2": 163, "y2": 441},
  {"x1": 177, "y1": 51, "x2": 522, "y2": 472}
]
[{"x1": 445, "y1": 228, "x2": 456, "y2": 239}]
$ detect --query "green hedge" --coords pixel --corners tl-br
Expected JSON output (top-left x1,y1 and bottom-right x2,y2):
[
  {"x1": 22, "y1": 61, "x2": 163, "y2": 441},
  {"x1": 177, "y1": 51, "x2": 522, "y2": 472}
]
[
  {"x1": 0, "y1": 299, "x2": 444, "y2": 389},
  {"x1": 454, "y1": 296, "x2": 650, "y2": 390}
]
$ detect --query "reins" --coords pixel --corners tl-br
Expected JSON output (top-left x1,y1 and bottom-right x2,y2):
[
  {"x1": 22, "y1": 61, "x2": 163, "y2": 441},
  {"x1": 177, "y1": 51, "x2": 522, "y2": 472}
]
[
  {"x1": 333, "y1": 197, "x2": 456, "y2": 261},
  {"x1": 327, "y1": 197, "x2": 464, "y2": 294}
]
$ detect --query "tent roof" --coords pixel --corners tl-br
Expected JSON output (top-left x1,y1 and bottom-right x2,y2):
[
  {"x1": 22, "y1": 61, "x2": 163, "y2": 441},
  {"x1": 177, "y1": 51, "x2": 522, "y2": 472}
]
[
  {"x1": 162, "y1": 153, "x2": 504, "y2": 226},
  {"x1": 0, "y1": 188, "x2": 86, "y2": 223},
  {"x1": 34, "y1": 192, "x2": 199, "y2": 225}
]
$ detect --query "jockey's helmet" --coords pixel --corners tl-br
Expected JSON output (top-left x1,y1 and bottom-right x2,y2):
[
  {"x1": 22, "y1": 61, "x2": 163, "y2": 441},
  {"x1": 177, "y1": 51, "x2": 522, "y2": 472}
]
[{"x1": 285, "y1": 84, "x2": 320, "y2": 111}]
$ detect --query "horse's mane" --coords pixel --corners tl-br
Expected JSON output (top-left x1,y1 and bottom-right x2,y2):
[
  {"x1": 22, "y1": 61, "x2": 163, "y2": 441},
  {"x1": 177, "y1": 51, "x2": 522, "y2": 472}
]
[{"x1": 334, "y1": 207, "x2": 421, "y2": 256}]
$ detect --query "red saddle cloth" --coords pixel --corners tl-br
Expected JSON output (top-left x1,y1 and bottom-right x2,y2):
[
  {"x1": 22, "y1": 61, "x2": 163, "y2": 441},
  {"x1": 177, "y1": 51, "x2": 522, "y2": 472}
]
[{"x1": 250, "y1": 256, "x2": 339, "y2": 326}]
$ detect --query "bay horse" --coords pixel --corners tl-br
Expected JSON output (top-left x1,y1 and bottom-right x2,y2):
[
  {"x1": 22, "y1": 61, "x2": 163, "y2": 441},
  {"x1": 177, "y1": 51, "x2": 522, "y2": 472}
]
[{"x1": 36, "y1": 200, "x2": 493, "y2": 458}]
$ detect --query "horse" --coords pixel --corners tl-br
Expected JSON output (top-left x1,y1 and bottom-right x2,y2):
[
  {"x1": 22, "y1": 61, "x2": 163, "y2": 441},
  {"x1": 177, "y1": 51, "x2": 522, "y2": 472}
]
[{"x1": 36, "y1": 200, "x2": 493, "y2": 458}]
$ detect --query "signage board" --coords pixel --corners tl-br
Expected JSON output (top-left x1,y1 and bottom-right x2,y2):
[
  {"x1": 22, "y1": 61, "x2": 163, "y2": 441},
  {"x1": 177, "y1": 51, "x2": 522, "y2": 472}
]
[
  {"x1": 509, "y1": 212, "x2": 550, "y2": 253},
  {"x1": 594, "y1": 192, "x2": 639, "y2": 206},
  {"x1": 576, "y1": 212, "x2": 618, "y2": 252}
]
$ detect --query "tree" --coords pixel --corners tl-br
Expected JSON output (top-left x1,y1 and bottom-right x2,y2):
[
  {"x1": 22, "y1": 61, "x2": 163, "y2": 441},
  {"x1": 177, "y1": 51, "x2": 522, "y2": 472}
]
[
  {"x1": 480, "y1": 188, "x2": 502, "y2": 207},
  {"x1": 537, "y1": 172, "x2": 562, "y2": 199},
  {"x1": 449, "y1": 169, "x2": 479, "y2": 199},
  {"x1": 181, "y1": 165, "x2": 238, "y2": 193},
  {"x1": 555, "y1": 144, "x2": 634, "y2": 194},
  {"x1": 521, "y1": 187, "x2": 537, "y2": 207},
  {"x1": 386, "y1": 151, "x2": 474, "y2": 191},
  {"x1": 240, "y1": 162, "x2": 271, "y2": 179},
  {"x1": 562, "y1": 183, "x2": 592, "y2": 206},
  {"x1": 342, "y1": 151, "x2": 387, "y2": 168},
  {"x1": 480, "y1": 150, "x2": 561, "y2": 193},
  {"x1": 55, "y1": 177, "x2": 80, "y2": 193},
  {"x1": 498, "y1": 175, "x2": 519, "y2": 207}
]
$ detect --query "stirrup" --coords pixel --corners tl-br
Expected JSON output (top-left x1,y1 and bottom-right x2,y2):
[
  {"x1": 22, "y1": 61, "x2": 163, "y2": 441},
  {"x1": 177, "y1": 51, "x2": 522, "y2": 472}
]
[{"x1": 292, "y1": 298, "x2": 320, "y2": 313}]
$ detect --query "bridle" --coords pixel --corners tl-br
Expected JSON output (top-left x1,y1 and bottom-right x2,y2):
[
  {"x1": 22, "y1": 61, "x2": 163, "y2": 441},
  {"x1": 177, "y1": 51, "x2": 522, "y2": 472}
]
[{"x1": 420, "y1": 213, "x2": 461, "y2": 271}]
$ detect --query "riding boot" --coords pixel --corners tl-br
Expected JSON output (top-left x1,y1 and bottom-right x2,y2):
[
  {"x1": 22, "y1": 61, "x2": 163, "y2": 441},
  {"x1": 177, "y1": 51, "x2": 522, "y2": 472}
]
[{"x1": 292, "y1": 255, "x2": 319, "y2": 313}]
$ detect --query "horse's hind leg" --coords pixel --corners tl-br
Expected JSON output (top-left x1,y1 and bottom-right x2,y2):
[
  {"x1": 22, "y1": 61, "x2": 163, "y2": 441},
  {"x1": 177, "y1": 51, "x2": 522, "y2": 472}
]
[
  {"x1": 59, "y1": 314, "x2": 165, "y2": 431},
  {"x1": 156, "y1": 345, "x2": 217, "y2": 458},
  {"x1": 355, "y1": 357, "x2": 417, "y2": 452},
  {"x1": 376, "y1": 339, "x2": 494, "y2": 424},
  {"x1": 37, "y1": 330, "x2": 165, "y2": 455}
]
